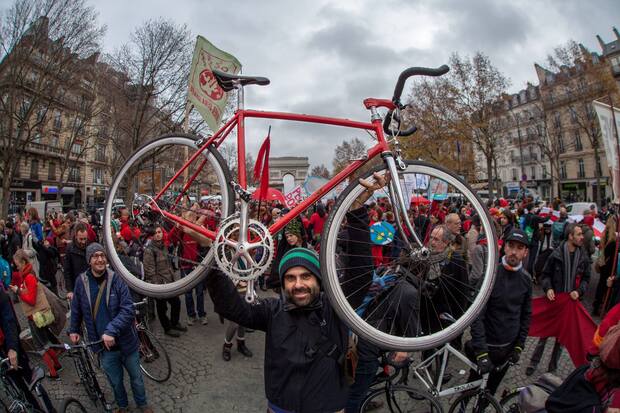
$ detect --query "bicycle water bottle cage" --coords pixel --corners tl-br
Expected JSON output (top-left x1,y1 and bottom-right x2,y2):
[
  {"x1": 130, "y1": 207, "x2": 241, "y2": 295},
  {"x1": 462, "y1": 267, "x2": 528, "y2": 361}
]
[{"x1": 212, "y1": 69, "x2": 270, "y2": 92}]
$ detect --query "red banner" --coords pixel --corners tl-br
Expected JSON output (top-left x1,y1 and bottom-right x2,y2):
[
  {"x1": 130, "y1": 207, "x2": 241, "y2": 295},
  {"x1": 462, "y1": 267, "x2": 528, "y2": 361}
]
[{"x1": 529, "y1": 293, "x2": 597, "y2": 367}]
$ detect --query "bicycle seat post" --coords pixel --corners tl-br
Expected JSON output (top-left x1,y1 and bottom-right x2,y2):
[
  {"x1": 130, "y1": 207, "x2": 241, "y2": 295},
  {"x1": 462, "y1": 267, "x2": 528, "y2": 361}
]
[{"x1": 235, "y1": 79, "x2": 244, "y2": 111}]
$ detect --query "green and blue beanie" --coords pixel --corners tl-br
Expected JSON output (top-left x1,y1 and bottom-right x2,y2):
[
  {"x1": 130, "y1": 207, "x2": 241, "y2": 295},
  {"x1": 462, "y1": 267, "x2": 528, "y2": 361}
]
[{"x1": 279, "y1": 247, "x2": 321, "y2": 283}]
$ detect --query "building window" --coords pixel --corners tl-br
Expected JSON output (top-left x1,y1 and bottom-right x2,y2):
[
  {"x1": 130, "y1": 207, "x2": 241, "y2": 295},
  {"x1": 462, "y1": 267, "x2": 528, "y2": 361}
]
[
  {"x1": 596, "y1": 156, "x2": 603, "y2": 176},
  {"x1": 48, "y1": 162, "x2": 56, "y2": 180},
  {"x1": 558, "y1": 134, "x2": 565, "y2": 153},
  {"x1": 574, "y1": 131, "x2": 582, "y2": 151},
  {"x1": 36, "y1": 107, "x2": 46, "y2": 123},
  {"x1": 53, "y1": 111, "x2": 62, "y2": 129},
  {"x1": 71, "y1": 142, "x2": 82, "y2": 155},
  {"x1": 95, "y1": 144, "x2": 106, "y2": 162},
  {"x1": 531, "y1": 166, "x2": 536, "y2": 180},
  {"x1": 50, "y1": 135, "x2": 59, "y2": 148},
  {"x1": 560, "y1": 161, "x2": 567, "y2": 179},
  {"x1": 30, "y1": 159, "x2": 39, "y2": 180},
  {"x1": 542, "y1": 165, "x2": 548, "y2": 179},
  {"x1": 578, "y1": 159, "x2": 585, "y2": 178},
  {"x1": 554, "y1": 112, "x2": 561, "y2": 128},
  {"x1": 512, "y1": 168, "x2": 518, "y2": 181},
  {"x1": 33, "y1": 132, "x2": 42, "y2": 144},
  {"x1": 93, "y1": 168, "x2": 103, "y2": 185},
  {"x1": 68, "y1": 167, "x2": 80, "y2": 182},
  {"x1": 569, "y1": 107, "x2": 578, "y2": 124}
]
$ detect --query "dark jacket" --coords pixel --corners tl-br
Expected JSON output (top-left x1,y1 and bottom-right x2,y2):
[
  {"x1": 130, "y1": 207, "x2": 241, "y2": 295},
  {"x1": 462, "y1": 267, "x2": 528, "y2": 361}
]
[
  {"x1": 541, "y1": 242, "x2": 591, "y2": 297},
  {"x1": 63, "y1": 242, "x2": 88, "y2": 292},
  {"x1": 3, "y1": 231, "x2": 21, "y2": 263},
  {"x1": 471, "y1": 265, "x2": 532, "y2": 354},
  {"x1": 68, "y1": 268, "x2": 139, "y2": 355},
  {"x1": 206, "y1": 271, "x2": 348, "y2": 413},
  {"x1": 0, "y1": 288, "x2": 19, "y2": 352},
  {"x1": 143, "y1": 241, "x2": 174, "y2": 285},
  {"x1": 33, "y1": 242, "x2": 59, "y2": 292},
  {"x1": 523, "y1": 213, "x2": 547, "y2": 243}
]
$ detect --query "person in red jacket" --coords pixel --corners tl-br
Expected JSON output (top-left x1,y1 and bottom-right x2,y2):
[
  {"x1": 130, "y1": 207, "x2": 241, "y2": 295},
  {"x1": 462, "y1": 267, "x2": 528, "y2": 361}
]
[
  {"x1": 589, "y1": 302, "x2": 620, "y2": 357},
  {"x1": 10, "y1": 250, "x2": 62, "y2": 379}
]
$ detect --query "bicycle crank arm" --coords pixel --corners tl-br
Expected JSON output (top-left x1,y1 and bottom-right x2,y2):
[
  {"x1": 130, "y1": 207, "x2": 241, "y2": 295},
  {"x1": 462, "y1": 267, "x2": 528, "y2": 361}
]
[{"x1": 245, "y1": 279, "x2": 256, "y2": 303}]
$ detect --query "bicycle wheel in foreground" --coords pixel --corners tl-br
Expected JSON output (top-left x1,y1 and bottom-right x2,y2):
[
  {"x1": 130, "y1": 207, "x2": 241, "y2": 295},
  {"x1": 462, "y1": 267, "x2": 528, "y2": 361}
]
[
  {"x1": 138, "y1": 329, "x2": 172, "y2": 382},
  {"x1": 448, "y1": 391, "x2": 502, "y2": 413},
  {"x1": 321, "y1": 160, "x2": 498, "y2": 351},
  {"x1": 360, "y1": 385, "x2": 442, "y2": 412},
  {"x1": 499, "y1": 388, "x2": 524, "y2": 413},
  {"x1": 60, "y1": 397, "x2": 88, "y2": 413},
  {"x1": 103, "y1": 134, "x2": 234, "y2": 298}
]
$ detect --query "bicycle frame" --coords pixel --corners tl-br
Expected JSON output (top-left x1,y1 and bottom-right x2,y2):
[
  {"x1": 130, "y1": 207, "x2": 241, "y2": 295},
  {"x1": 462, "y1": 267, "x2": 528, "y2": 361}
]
[
  {"x1": 412, "y1": 343, "x2": 489, "y2": 398},
  {"x1": 150, "y1": 88, "x2": 400, "y2": 242}
]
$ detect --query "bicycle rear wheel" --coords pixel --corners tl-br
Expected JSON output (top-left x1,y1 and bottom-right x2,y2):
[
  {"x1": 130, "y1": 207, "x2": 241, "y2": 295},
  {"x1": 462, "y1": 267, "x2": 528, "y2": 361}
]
[
  {"x1": 321, "y1": 160, "x2": 498, "y2": 350},
  {"x1": 360, "y1": 385, "x2": 442, "y2": 412},
  {"x1": 138, "y1": 328, "x2": 172, "y2": 382},
  {"x1": 448, "y1": 391, "x2": 502, "y2": 413},
  {"x1": 60, "y1": 397, "x2": 88, "y2": 413},
  {"x1": 103, "y1": 133, "x2": 234, "y2": 298}
]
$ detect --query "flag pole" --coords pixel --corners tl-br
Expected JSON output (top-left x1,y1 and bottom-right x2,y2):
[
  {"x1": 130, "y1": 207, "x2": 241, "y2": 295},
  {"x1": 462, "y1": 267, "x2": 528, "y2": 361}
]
[{"x1": 183, "y1": 100, "x2": 193, "y2": 197}]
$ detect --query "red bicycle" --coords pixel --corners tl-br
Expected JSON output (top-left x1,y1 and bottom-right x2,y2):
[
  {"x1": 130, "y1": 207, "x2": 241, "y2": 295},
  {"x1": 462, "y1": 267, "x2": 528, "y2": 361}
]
[{"x1": 103, "y1": 64, "x2": 498, "y2": 350}]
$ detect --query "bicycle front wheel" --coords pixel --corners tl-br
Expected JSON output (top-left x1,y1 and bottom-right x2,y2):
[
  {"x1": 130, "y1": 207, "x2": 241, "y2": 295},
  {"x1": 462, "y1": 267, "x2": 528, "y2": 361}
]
[
  {"x1": 360, "y1": 385, "x2": 442, "y2": 412},
  {"x1": 60, "y1": 397, "x2": 88, "y2": 413},
  {"x1": 138, "y1": 328, "x2": 172, "y2": 383},
  {"x1": 448, "y1": 391, "x2": 502, "y2": 413},
  {"x1": 321, "y1": 160, "x2": 498, "y2": 350},
  {"x1": 103, "y1": 133, "x2": 234, "y2": 298}
]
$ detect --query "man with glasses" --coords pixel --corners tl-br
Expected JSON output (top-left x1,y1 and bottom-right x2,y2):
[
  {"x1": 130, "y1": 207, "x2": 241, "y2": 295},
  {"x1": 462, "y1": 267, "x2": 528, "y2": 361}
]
[{"x1": 68, "y1": 243, "x2": 152, "y2": 413}]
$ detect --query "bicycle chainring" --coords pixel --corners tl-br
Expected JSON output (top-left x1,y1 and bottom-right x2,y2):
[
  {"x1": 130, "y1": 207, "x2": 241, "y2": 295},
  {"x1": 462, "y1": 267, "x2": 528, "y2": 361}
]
[{"x1": 213, "y1": 213, "x2": 274, "y2": 282}]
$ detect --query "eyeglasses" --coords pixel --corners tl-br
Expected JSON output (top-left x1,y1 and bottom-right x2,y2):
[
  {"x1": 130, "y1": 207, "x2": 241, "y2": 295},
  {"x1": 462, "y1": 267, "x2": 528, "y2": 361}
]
[{"x1": 92, "y1": 252, "x2": 107, "y2": 260}]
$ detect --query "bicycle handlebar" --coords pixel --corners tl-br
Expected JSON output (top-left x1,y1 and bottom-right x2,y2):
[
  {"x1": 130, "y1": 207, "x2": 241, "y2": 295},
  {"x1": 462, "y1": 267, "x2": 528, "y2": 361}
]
[
  {"x1": 48, "y1": 339, "x2": 104, "y2": 352},
  {"x1": 392, "y1": 65, "x2": 450, "y2": 106}
]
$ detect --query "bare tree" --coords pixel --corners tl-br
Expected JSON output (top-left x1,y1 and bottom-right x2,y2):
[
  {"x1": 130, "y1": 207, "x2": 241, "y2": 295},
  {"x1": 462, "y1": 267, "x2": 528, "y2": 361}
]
[
  {"x1": 444, "y1": 52, "x2": 510, "y2": 200},
  {"x1": 310, "y1": 164, "x2": 330, "y2": 179},
  {"x1": 0, "y1": 0, "x2": 104, "y2": 215},
  {"x1": 332, "y1": 137, "x2": 366, "y2": 175}
]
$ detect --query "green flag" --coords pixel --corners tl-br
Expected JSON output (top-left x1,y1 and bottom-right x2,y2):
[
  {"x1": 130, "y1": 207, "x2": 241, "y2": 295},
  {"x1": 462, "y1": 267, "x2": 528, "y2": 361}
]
[{"x1": 187, "y1": 36, "x2": 242, "y2": 133}]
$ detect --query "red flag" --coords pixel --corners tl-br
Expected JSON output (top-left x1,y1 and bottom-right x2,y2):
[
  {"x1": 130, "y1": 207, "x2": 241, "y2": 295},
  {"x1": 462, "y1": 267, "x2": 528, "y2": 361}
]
[
  {"x1": 528, "y1": 293, "x2": 597, "y2": 367},
  {"x1": 253, "y1": 128, "x2": 271, "y2": 201}
]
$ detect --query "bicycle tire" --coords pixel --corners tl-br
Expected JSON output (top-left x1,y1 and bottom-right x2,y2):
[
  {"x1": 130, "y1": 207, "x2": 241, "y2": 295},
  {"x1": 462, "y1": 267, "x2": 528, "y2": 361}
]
[
  {"x1": 321, "y1": 160, "x2": 498, "y2": 350},
  {"x1": 360, "y1": 385, "x2": 442, "y2": 412},
  {"x1": 75, "y1": 351, "x2": 108, "y2": 407},
  {"x1": 447, "y1": 390, "x2": 502, "y2": 413},
  {"x1": 138, "y1": 329, "x2": 172, "y2": 383},
  {"x1": 60, "y1": 397, "x2": 88, "y2": 413},
  {"x1": 499, "y1": 388, "x2": 523, "y2": 413},
  {"x1": 103, "y1": 133, "x2": 234, "y2": 298}
]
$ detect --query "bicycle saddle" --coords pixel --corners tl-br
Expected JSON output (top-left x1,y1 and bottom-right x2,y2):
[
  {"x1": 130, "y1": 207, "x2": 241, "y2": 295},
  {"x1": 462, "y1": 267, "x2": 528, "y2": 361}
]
[
  {"x1": 212, "y1": 69, "x2": 270, "y2": 92},
  {"x1": 29, "y1": 366, "x2": 45, "y2": 391}
]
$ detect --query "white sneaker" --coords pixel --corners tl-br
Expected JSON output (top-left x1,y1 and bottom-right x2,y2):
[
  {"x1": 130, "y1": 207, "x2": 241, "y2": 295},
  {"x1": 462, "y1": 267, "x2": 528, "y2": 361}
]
[
  {"x1": 201, "y1": 316, "x2": 208, "y2": 325},
  {"x1": 187, "y1": 317, "x2": 196, "y2": 326}
]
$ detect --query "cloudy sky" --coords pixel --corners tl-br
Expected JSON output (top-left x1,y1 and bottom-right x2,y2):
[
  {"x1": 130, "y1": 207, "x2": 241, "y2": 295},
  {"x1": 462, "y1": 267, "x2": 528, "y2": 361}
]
[{"x1": 6, "y1": 0, "x2": 620, "y2": 171}]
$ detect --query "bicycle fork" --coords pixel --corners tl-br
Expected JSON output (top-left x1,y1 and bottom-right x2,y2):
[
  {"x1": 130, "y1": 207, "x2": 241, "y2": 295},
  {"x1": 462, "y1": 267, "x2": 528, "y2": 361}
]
[{"x1": 383, "y1": 154, "x2": 428, "y2": 258}]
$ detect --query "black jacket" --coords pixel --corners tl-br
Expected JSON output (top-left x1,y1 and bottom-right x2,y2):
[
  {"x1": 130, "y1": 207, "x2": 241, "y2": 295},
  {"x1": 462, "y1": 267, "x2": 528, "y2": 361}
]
[
  {"x1": 206, "y1": 271, "x2": 348, "y2": 413},
  {"x1": 33, "y1": 242, "x2": 59, "y2": 292},
  {"x1": 540, "y1": 242, "x2": 591, "y2": 297},
  {"x1": 471, "y1": 265, "x2": 532, "y2": 354},
  {"x1": 523, "y1": 213, "x2": 547, "y2": 243},
  {"x1": 63, "y1": 242, "x2": 88, "y2": 292}
]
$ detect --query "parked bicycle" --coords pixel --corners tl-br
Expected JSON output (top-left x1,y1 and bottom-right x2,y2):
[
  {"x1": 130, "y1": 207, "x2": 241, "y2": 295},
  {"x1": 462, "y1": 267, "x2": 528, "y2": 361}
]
[
  {"x1": 0, "y1": 356, "x2": 86, "y2": 413},
  {"x1": 104, "y1": 63, "x2": 500, "y2": 351},
  {"x1": 133, "y1": 299, "x2": 171, "y2": 382},
  {"x1": 47, "y1": 341, "x2": 112, "y2": 412},
  {"x1": 360, "y1": 353, "x2": 442, "y2": 412}
]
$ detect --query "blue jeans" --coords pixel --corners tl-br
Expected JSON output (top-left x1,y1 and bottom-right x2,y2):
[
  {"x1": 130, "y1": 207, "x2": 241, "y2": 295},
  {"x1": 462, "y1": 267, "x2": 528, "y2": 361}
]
[
  {"x1": 181, "y1": 268, "x2": 206, "y2": 318},
  {"x1": 100, "y1": 350, "x2": 147, "y2": 408}
]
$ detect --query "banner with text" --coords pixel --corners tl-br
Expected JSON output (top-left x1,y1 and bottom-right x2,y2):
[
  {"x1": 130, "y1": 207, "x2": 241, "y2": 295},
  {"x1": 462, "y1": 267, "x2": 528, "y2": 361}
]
[
  {"x1": 593, "y1": 100, "x2": 620, "y2": 203},
  {"x1": 187, "y1": 36, "x2": 242, "y2": 133}
]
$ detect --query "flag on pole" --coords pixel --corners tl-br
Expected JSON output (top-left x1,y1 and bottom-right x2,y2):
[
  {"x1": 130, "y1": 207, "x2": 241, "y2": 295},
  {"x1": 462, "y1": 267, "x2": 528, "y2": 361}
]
[{"x1": 187, "y1": 36, "x2": 242, "y2": 133}]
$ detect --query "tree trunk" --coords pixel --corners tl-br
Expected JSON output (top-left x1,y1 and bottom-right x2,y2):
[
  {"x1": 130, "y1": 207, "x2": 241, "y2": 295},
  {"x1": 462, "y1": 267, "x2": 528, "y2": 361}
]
[
  {"x1": 0, "y1": 179, "x2": 11, "y2": 218},
  {"x1": 486, "y1": 156, "x2": 495, "y2": 201}
]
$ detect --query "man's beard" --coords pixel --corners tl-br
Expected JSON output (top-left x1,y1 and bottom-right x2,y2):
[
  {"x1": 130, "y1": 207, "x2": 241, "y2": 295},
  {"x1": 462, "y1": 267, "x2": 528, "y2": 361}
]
[{"x1": 285, "y1": 285, "x2": 319, "y2": 307}]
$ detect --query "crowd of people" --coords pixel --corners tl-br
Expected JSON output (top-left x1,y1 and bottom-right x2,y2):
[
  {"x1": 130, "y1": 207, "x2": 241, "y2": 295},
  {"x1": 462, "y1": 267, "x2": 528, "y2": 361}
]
[{"x1": 0, "y1": 184, "x2": 619, "y2": 412}]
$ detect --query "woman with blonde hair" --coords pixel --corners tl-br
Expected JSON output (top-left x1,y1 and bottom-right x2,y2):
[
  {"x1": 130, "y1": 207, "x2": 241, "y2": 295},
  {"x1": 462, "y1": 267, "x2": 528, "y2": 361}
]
[{"x1": 594, "y1": 215, "x2": 618, "y2": 316}]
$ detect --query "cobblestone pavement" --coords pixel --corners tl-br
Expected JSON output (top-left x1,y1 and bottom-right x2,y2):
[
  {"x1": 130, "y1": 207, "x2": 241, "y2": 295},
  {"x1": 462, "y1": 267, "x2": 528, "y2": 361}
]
[{"x1": 24, "y1": 262, "x2": 604, "y2": 412}]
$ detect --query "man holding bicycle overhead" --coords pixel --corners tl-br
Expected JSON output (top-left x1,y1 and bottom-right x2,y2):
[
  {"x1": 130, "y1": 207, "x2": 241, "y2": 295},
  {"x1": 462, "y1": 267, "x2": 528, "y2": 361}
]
[
  {"x1": 68, "y1": 243, "x2": 153, "y2": 413},
  {"x1": 206, "y1": 247, "x2": 350, "y2": 413},
  {"x1": 466, "y1": 228, "x2": 532, "y2": 396}
]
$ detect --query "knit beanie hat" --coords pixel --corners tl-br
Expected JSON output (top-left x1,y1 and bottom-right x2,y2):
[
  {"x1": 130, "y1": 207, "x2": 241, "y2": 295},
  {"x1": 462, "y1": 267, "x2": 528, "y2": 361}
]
[
  {"x1": 284, "y1": 219, "x2": 302, "y2": 238},
  {"x1": 279, "y1": 247, "x2": 321, "y2": 284},
  {"x1": 86, "y1": 242, "x2": 105, "y2": 264}
]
